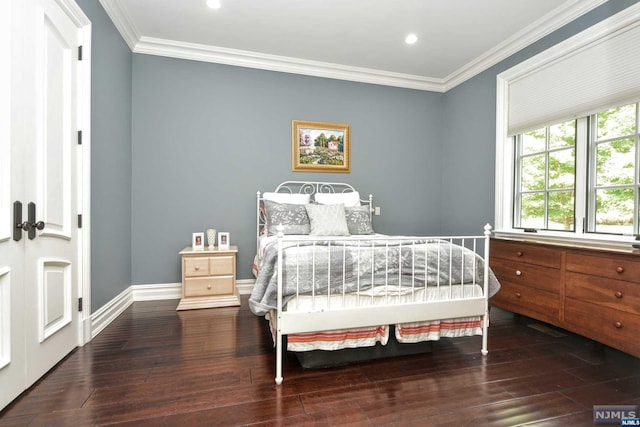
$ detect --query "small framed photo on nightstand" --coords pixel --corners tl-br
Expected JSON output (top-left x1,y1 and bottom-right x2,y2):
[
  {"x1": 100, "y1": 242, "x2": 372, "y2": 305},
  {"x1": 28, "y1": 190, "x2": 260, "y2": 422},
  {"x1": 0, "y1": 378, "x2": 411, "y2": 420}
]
[
  {"x1": 218, "y1": 232, "x2": 230, "y2": 250},
  {"x1": 192, "y1": 232, "x2": 204, "y2": 250}
]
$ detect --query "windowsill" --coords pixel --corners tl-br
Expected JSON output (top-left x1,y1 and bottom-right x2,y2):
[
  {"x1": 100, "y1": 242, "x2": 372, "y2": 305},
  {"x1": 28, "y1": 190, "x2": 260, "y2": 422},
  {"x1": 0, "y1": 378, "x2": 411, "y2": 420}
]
[{"x1": 493, "y1": 228, "x2": 640, "y2": 254}]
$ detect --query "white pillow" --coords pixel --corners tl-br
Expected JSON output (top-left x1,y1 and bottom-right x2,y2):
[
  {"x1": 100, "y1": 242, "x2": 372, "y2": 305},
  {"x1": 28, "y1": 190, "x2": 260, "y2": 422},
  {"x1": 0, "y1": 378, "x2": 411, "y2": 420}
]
[
  {"x1": 314, "y1": 191, "x2": 361, "y2": 207},
  {"x1": 305, "y1": 204, "x2": 350, "y2": 236},
  {"x1": 262, "y1": 192, "x2": 310, "y2": 205}
]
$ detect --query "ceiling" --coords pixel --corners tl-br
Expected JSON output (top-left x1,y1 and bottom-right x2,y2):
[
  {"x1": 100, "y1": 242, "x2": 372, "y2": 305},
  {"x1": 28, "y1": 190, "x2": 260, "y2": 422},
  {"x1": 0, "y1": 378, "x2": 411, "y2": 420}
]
[{"x1": 98, "y1": 0, "x2": 606, "y2": 92}]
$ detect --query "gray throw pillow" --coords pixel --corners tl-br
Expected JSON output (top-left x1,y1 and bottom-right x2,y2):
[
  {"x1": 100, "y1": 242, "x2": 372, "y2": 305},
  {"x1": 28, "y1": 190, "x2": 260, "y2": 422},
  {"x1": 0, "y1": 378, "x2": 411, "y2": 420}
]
[
  {"x1": 264, "y1": 200, "x2": 310, "y2": 236},
  {"x1": 345, "y1": 206, "x2": 374, "y2": 235}
]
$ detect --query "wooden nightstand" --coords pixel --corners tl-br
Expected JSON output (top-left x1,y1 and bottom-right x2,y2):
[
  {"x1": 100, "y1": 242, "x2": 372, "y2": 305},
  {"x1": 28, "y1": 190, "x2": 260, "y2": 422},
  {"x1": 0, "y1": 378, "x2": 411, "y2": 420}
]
[{"x1": 177, "y1": 245, "x2": 240, "y2": 310}]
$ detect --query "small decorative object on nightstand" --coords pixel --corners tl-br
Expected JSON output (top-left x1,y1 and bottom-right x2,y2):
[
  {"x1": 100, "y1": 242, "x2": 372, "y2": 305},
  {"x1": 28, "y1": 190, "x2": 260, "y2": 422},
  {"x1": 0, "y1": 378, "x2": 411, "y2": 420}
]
[
  {"x1": 177, "y1": 245, "x2": 240, "y2": 310},
  {"x1": 206, "y1": 228, "x2": 217, "y2": 249},
  {"x1": 218, "y1": 232, "x2": 230, "y2": 250}
]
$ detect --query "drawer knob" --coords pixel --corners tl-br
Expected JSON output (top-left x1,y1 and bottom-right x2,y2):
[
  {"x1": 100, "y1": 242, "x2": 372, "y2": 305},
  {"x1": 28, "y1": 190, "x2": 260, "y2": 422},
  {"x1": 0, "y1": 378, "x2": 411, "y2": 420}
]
[
  {"x1": 207, "y1": 284, "x2": 212, "y2": 290},
  {"x1": 615, "y1": 291, "x2": 623, "y2": 299},
  {"x1": 614, "y1": 321, "x2": 623, "y2": 329},
  {"x1": 516, "y1": 251, "x2": 523, "y2": 257},
  {"x1": 515, "y1": 292, "x2": 522, "y2": 298},
  {"x1": 515, "y1": 270, "x2": 522, "y2": 276},
  {"x1": 195, "y1": 266, "x2": 200, "y2": 271},
  {"x1": 616, "y1": 266, "x2": 624, "y2": 274}
]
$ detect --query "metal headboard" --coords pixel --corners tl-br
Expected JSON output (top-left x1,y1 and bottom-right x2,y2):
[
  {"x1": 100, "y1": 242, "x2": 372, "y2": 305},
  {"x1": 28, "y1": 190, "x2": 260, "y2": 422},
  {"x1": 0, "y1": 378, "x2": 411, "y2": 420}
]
[{"x1": 256, "y1": 181, "x2": 374, "y2": 254}]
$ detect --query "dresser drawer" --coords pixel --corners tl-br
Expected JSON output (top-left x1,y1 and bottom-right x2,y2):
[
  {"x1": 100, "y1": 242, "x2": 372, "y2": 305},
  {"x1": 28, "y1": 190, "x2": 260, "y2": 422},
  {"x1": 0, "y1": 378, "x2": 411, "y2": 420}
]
[
  {"x1": 184, "y1": 276, "x2": 235, "y2": 297},
  {"x1": 184, "y1": 257, "x2": 210, "y2": 277},
  {"x1": 210, "y1": 255, "x2": 234, "y2": 275},
  {"x1": 566, "y1": 252, "x2": 640, "y2": 284},
  {"x1": 565, "y1": 272, "x2": 640, "y2": 315},
  {"x1": 490, "y1": 280, "x2": 560, "y2": 323},
  {"x1": 490, "y1": 257, "x2": 561, "y2": 294},
  {"x1": 491, "y1": 239, "x2": 562, "y2": 268},
  {"x1": 565, "y1": 298, "x2": 640, "y2": 357}
]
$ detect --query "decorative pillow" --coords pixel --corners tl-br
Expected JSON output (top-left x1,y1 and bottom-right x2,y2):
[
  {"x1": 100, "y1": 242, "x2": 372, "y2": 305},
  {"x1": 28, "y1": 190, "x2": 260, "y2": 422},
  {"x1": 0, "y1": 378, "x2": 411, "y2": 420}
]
[
  {"x1": 264, "y1": 200, "x2": 310, "y2": 236},
  {"x1": 305, "y1": 203, "x2": 350, "y2": 236},
  {"x1": 263, "y1": 192, "x2": 310, "y2": 205},
  {"x1": 345, "y1": 206, "x2": 374, "y2": 235},
  {"x1": 314, "y1": 191, "x2": 361, "y2": 207}
]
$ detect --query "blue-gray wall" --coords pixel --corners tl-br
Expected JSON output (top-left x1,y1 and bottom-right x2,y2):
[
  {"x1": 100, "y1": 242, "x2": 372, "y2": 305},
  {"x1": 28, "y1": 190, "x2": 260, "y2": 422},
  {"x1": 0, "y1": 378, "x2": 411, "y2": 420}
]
[
  {"x1": 80, "y1": 0, "x2": 639, "y2": 312},
  {"x1": 130, "y1": 58, "x2": 443, "y2": 284},
  {"x1": 76, "y1": 0, "x2": 133, "y2": 311}
]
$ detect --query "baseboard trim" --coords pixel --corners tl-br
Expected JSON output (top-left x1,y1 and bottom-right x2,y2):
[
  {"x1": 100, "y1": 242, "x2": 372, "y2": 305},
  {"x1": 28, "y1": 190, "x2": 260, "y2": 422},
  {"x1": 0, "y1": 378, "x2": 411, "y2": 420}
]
[
  {"x1": 90, "y1": 279, "x2": 255, "y2": 339},
  {"x1": 236, "y1": 279, "x2": 254, "y2": 295},
  {"x1": 90, "y1": 286, "x2": 133, "y2": 339},
  {"x1": 132, "y1": 282, "x2": 182, "y2": 301}
]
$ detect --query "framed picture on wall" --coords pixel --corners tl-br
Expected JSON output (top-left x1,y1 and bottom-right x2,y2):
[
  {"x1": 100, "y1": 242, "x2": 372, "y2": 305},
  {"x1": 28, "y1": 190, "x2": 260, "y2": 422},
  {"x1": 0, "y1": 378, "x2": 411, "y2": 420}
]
[
  {"x1": 192, "y1": 232, "x2": 204, "y2": 250},
  {"x1": 218, "y1": 232, "x2": 230, "y2": 250},
  {"x1": 292, "y1": 120, "x2": 351, "y2": 173}
]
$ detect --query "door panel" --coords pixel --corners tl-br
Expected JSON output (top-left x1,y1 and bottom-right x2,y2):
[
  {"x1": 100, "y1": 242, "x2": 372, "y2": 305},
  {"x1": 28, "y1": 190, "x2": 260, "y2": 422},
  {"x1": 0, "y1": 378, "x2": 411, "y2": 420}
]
[
  {"x1": 40, "y1": 259, "x2": 73, "y2": 341},
  {"x1": 24, "y1": 0, "x2": 79, "y2": 386},
  {"x1": 1, "y1": 0, "x2": 84, "y2": 409},
  {"x1": 0, "y1": 0, "x2": 27, "y2": 411}
]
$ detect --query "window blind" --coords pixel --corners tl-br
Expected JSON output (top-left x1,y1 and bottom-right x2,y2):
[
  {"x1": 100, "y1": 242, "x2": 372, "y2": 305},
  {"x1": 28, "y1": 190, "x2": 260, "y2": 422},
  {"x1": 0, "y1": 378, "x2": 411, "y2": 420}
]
[{"x1": 507, "y1": 8, "x2": 640, "y2": 136}]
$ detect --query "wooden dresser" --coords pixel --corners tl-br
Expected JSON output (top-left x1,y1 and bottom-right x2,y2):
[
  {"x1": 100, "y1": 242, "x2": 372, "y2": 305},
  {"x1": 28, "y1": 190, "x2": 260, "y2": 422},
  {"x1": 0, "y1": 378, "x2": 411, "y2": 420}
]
[
  {"x1": 177, "y1": 245, "x2": 240, "y2": 310},
  {"x1": 490, "y1": 238, "x2": 640, "y2": 358}
]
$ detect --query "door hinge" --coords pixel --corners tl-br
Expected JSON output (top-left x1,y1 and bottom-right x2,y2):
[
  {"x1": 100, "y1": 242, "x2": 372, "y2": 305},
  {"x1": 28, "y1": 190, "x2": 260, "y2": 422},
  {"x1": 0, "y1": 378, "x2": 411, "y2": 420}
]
[
  {"x1": 78, "y1": 45, "x2": 83, "y2": 61},
  {"x1": 77, "y1": 214, "x2": 82, "y2": 228},
  {"x1": 77, "y1": 130, "x2": 82, "y2": 145},
  {"x1": 78, "y1": 297, "x2": 83, "y2": 312}
]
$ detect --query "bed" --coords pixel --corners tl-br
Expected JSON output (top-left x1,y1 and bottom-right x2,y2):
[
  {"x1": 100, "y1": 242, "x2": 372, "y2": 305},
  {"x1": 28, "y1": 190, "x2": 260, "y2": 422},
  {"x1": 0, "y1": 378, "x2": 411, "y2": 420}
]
[{"x1": 249, "y1": 181, "x2": 500, "y2": 384}]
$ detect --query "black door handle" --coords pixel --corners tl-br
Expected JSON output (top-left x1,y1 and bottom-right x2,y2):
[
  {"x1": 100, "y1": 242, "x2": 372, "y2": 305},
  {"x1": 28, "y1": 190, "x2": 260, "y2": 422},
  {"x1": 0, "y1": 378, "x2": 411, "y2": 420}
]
[
  {"x1": 27, "y1": 202, "x2": 45, "y2": 240},
  {"x1": 13, "y1": 201, "x2": 23, "y2": 241},
  {"x1": 12, "y1": 201, "x2": 45, "y2": 241}
]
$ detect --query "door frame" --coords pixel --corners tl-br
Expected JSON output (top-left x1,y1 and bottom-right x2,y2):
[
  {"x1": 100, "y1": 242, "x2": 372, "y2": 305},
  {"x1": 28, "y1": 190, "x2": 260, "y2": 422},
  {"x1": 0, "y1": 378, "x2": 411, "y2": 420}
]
[{"x1": 56, "y1": 0, "x2": 92, "y2": 345}]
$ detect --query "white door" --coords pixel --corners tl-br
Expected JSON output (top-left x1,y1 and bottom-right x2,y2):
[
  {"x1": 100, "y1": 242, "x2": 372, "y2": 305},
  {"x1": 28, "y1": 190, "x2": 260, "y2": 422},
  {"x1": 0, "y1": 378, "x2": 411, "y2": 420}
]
[
  {"x1": 0, "y1": 0, "x2": 27, "y2": 409},
  {"x1": 0, "y1": 0, "x2": 87, "y2": 409}
]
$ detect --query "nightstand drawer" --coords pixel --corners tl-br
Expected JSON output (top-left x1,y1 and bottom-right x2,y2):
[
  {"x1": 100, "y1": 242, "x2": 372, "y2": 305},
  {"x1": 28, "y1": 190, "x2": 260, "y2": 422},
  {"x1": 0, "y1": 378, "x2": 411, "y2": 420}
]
[
  {"x1": 184, "y1": 276, "x2": 234, "y2": 297},
  {"x1": 210, "y1": 255, "x2": 234, "y2": 275},
  {"x1": 184, "y1": 257, "x2": 210, "y2": 277}
]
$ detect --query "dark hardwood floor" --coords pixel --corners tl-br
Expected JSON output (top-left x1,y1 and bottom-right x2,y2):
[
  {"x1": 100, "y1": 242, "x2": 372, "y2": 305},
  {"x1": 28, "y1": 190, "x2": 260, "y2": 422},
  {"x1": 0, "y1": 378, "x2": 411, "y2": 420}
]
[{"x1": 1, "y1": 296, "x2": 639, "y2": 426}]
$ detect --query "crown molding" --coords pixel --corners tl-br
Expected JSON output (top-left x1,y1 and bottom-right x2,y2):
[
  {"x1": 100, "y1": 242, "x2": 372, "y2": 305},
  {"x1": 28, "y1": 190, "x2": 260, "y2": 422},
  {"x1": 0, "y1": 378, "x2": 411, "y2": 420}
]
[
  {"x1": 98, "y1": 0, "x2": 140, "y2": 51},
  {"x1": 100, "y1": 0, "x2": 608, "y2": 92},
  {"x1": 134, "y1": 36, "x2": 446, "y2": 92}
]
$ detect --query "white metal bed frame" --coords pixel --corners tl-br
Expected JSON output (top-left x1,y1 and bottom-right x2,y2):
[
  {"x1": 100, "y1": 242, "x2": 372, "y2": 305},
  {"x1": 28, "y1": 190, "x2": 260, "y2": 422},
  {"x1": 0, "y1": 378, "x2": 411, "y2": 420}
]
[{"x1": 255, "y1": 181, "x2": 492, "y2": 384}]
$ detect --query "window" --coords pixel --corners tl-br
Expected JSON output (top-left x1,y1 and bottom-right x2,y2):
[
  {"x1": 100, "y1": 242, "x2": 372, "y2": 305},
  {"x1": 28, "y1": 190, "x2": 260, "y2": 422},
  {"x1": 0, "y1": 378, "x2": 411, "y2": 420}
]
[
  {"x1": 515, "y1": 120, "x2": 576, "y2": 231},
  {"x1": 590, "y1": 103, "x2": 639, "y2": 234},
  {"x1": 512, "y1": 101, "x2": 639, "y2": 236},
  {"x1": 495, "y1": 4, "x2": 640, "y2": 245}
]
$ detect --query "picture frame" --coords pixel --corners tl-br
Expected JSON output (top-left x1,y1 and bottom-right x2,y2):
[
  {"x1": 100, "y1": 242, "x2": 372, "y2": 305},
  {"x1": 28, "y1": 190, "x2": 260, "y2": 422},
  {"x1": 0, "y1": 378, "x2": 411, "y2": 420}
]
[
  {"x1": 218, "y1": 232, "x2": 230, "y2": 250},
  {"x1": 292, "y1": 120, "x2": 351, "y2": 173},
  {"x1": 192, "y1": 232, "x2": 204, "y2": 250}
]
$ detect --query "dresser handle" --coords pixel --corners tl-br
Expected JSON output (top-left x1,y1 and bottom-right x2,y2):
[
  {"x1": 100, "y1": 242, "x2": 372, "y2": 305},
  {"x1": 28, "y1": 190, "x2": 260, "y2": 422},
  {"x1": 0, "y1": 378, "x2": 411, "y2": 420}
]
[
  {"x1": 515, "y1": 270, "x2": 522, "y2": 276},
  {"x1": 615, "y1": 291, "x2": 623, "y2": 299},
  {"x1": 195, "y1": 266, "x2": 200, "y2": 271},
  {"x1": 516, "y1": 251, "x2": 523, "y2": 257},
  {"x1": 616, "y1": 266, "x2": 624, "y2": 273},
  {"x1": 614, "y1": 321, "x2": 623, "y2": 329},
  {"x1": 515, "y1": 292, "x2": 522, "y2": 298},
  {"x1": 207, "y1": 284, "x2": 212, "y2": 290}
]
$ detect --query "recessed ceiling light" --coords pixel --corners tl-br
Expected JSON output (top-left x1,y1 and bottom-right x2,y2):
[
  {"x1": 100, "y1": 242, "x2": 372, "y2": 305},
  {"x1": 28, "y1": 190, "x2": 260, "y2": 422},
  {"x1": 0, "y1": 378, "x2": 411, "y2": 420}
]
[
  {"x1": 405, "y1": 34, "x2": 418, "y2": 45},
  {"x1": 206, "y1": 0, "x2": 221, "y2": 9}
]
